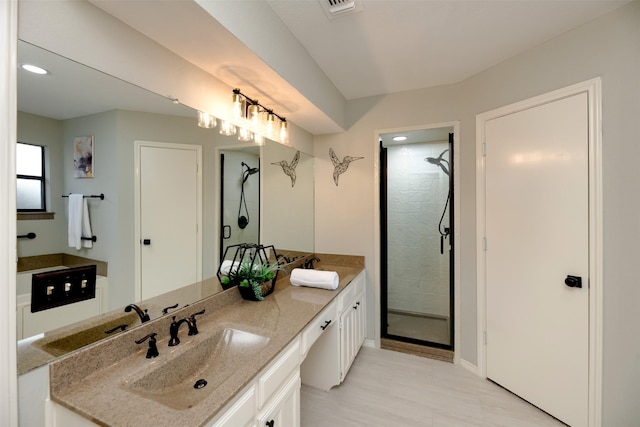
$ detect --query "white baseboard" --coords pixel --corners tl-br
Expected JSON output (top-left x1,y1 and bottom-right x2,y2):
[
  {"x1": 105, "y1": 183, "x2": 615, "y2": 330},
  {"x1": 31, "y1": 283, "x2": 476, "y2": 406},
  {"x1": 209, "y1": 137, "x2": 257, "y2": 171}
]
[
  {"x1": 363, "y1": 339, "x2": 376, "y2": 348},
  {"x1": 459, "y1": 358, "x2": 479, "y2": 376}
]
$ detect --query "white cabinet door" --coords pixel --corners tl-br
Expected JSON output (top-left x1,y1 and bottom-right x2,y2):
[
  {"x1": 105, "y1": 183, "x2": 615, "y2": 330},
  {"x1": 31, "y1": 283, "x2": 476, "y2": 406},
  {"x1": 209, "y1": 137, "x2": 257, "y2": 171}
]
[
  {"x1": 354, "y1": 290, "x2": 366, "y2": 351},
  {"x1": 208, "y1": 386, "x2": 256, "y2": 427},
  {"x1": 339, "y1": 303, "x2": 357, "y2": 381},
  {"x1": 257, "y1": 372, "x2": 300, "y2": 427}
]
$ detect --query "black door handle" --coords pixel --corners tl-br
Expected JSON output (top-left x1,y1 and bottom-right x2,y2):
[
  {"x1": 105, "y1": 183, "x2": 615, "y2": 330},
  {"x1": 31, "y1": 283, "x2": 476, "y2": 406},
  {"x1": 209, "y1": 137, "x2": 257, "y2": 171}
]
[
  {"x1": 142, "y1": 239, "x2": 151, "y2": 245},
  {"x1": 565, "y1": 275, "x2": 582, "y2": 288}
]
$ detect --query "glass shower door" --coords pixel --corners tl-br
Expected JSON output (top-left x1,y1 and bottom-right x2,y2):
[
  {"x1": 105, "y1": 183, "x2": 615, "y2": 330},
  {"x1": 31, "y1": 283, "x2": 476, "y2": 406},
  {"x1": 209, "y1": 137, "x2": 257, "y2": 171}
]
[{"x1": 381, "y1": 130, "x2": 453, "y2": 349}]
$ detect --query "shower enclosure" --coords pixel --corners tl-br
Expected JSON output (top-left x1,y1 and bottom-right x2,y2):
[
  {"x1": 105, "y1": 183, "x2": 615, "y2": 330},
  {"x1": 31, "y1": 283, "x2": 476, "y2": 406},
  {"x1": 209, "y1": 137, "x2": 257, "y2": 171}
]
[
  {"x1": 380, "y1": 129, "x2": 454, "y2": 350},
  {"x1": 219, "y1": 150, "x2": 260, "y2": 259}
]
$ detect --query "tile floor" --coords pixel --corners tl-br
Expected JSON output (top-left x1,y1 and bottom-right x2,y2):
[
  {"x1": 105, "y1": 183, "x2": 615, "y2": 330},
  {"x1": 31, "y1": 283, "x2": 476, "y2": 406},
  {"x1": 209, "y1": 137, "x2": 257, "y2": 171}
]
[
  {"x1": 387, "y1": 312, "x2": 450, "y2": 346},
  {"x1": 301, "y1": 346, "x2": 567, "y2": 426}
]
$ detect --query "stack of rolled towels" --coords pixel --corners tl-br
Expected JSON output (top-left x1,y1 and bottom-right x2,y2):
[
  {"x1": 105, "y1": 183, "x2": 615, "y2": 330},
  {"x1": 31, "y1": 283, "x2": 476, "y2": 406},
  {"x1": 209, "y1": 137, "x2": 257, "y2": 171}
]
[{"x1": 290, "y1": 268, "x2": 339, "y2": 291}]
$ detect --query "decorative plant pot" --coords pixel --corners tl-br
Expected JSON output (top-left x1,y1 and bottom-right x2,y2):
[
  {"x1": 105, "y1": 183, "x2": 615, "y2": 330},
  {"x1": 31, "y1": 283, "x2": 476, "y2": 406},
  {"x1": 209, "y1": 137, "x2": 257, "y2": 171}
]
[
  {"x1": 217, "y1": 243, "x2": 280, "y2": 301},
  {"x1": 237, "y1": 280, "x2": 275, "y2": 301}
]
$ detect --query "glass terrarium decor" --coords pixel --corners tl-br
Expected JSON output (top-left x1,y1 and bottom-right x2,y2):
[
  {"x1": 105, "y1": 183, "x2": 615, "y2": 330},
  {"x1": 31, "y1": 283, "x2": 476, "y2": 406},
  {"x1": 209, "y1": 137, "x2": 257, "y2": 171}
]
[{"x1": 217, "y1": 244, "x2": 280, "y2": 301}]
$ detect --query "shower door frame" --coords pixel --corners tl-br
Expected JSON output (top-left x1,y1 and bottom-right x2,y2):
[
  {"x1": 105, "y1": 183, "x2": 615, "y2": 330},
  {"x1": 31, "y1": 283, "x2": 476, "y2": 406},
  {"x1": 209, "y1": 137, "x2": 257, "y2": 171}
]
[{"x1": 379, "y1": 125, "x2": 458, "y2": 352}]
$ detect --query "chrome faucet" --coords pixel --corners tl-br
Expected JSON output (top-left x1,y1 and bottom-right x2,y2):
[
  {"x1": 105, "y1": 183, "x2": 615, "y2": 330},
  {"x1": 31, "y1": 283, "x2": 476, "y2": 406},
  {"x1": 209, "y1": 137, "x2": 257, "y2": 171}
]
[{"x1": 124, "y1": 304, "x2": 151, "y2": 323}]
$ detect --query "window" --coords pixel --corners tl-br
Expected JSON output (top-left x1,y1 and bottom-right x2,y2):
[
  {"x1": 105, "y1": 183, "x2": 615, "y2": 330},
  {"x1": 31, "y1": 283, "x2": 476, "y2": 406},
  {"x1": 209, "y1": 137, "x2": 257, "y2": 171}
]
[{"x1": 17, "y1": 142, "x2": 46, "y2": 212}]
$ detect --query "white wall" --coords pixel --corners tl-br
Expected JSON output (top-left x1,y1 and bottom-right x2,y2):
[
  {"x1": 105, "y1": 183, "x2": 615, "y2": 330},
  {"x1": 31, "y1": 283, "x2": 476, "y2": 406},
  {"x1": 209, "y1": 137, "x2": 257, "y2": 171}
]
[
  {"x1": 314, "y1": 3, "x2": 640, "y2": 424},
  {"x1": 16, "y1": 112, "x2": 65, "y2": 257},
  {"x1": 1, "y1": 0, "x2": 18, "y2": 424}
]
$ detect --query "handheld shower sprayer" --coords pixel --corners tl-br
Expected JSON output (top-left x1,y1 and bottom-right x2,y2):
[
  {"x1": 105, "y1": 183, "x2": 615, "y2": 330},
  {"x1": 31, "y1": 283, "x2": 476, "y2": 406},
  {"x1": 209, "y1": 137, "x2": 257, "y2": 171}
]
[
  {"x1": 238, "y1": 162, "x2": 259, "y2": 229},
  {"x1": 425, "y1": 149, "x2": 451, "y2": 254}
]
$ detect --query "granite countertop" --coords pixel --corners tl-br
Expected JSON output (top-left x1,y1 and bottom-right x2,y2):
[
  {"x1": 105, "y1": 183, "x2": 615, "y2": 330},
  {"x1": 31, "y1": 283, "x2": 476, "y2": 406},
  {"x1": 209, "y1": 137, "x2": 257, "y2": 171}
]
[{"x1": 49, "y1": 255, "x2": 364, "y2": 427}]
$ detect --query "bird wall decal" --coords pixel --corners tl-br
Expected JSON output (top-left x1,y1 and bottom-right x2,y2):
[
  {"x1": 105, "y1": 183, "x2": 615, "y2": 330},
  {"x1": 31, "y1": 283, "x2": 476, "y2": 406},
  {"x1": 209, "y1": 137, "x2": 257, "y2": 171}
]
[
  {"x1": 329, "y1": 148, "x2": 364, "y2": 186},
  {"x1": 271, "y1": 150, "x2": 300, "y2": 187}
]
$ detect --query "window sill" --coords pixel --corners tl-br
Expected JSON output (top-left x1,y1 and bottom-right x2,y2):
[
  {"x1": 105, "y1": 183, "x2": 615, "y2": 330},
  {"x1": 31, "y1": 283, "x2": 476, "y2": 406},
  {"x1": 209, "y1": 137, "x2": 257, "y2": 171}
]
[{"x1": 17, "y1": 212, "x2": 55, "y2": 221}]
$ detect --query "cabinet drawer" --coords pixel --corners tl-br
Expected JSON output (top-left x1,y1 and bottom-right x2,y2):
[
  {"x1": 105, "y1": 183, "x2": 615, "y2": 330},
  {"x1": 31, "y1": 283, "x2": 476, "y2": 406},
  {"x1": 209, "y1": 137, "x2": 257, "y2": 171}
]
[
  {"x1": 337, "y1": 282, "x2": 354, "y2": 312},
  {"x1": 352, "y1": 271, "x2": 365, "y2": 295},
  {"x1": 302, "y1": 301, "x2": 336, "y2": 357},
  {"x1": 258, "y1": 339, "x2": 300, "y2": 408}
]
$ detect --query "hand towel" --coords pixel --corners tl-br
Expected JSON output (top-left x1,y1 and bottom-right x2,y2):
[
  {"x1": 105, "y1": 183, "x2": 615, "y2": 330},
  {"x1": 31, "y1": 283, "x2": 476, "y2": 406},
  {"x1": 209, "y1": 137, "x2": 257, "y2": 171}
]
[
  {"x1": 290, "y1": 268, "x2": 339, "y2": 291},
  {"x1": 68, "y1": 194, "x2": 93, "y2": 249},
  {"x1": 80, "y1": 197, "x2": 93, "y2": 249},
  {"x1": 68, "y1": 194, "x2": 83, "y2": 249}
]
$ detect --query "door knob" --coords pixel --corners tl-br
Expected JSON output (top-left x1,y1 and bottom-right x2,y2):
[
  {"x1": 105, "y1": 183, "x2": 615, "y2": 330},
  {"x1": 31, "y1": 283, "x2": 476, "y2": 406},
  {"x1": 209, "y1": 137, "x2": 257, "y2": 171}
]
[{"x1": 564, "y1": 275, "x2": 582, "y2": 288}]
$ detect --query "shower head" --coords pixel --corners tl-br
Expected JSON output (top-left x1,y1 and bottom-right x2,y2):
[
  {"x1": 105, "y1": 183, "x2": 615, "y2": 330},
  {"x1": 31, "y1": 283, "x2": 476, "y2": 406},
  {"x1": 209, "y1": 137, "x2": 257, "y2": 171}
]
[
  {"x1": 241, "y1": 162, "x2": 259, "y2": 183},
  {"x1": 241, "y1": 162, "x2": 259, "y2": 175},
  {"x1": 425, "y1": 149, "x2": 450, "y2": 176}
]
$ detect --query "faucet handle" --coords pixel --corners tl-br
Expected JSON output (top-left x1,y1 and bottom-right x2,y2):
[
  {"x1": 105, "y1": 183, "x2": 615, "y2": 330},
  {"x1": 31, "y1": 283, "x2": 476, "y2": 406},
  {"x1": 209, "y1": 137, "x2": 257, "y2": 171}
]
[
  {"x1": 162, "y1": 303, "x2": 179, "y2": 315},
  {"x1": 187, "y1": 309, "x2": 205, "y2": 336},
  {"x1": 135, "y1": 333, "x2": 159, "y2": 359},
  {"x1": 104, "y1": 324, "x2": 128, "y2": 334}
]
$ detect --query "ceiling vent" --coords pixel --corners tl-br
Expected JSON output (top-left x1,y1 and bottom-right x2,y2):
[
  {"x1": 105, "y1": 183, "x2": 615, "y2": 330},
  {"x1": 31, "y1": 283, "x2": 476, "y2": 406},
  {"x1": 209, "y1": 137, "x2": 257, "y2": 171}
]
[{"x1": 320, "y1": 0, "x2": 363, "y2": 19}]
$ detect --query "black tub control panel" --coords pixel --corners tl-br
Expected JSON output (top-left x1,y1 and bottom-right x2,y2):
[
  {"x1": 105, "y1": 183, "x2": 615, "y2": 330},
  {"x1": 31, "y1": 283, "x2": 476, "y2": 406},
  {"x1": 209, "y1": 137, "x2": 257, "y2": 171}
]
[{"x1": 31, "y1": 265, "x2": 97, "y2": 313}]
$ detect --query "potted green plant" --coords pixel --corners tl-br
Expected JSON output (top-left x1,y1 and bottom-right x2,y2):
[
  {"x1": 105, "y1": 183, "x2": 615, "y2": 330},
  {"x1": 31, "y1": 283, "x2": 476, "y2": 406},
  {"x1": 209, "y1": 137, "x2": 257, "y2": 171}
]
[{"x1": 218, "y1": 244, "x2": 281, "y2": 301}]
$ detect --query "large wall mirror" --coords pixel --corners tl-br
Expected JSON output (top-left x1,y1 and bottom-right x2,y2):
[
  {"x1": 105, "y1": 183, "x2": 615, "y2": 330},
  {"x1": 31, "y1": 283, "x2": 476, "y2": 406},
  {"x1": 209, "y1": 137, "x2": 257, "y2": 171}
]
[{"x1": 16, "y1": 40, "x2": 314, "y2": 373}]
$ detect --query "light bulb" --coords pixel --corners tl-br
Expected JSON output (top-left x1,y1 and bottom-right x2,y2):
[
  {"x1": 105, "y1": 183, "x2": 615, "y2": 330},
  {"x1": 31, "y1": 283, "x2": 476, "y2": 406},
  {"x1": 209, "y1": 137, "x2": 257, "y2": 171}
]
[
  {"x1": 248, "y1": 103, "x2": 261, "y2": 132},
  {"x1": 197, "y1": 111, "x2": 216, "y2": 128},
  {"x1": 265, "y1": 113, "x2": 276, "y2": 138},
  {"x1": 232, "y1": 91, "x2": 244, "y2": 120},
  {"x1": 279, "y1": 120, "x2": 288, "y2": 144},
  {"x1": 254, "y1": 133, "x2": 264, "y2": 145},
  {"x1": 219, "y1": 120, "x2": 237, "y2": 136},
  {"x1": 237, "y1": 127, "x2": 252, "y2": 141}
]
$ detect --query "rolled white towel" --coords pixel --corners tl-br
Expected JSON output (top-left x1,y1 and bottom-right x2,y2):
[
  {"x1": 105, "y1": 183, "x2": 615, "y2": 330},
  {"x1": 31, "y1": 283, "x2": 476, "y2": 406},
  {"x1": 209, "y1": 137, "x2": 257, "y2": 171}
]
[
  {"x1": 290, "y1": 268, "x2": 339, "y2": 291},
  {"x1": 220, "y1": 260, "x2": 240, "y2": 275}
]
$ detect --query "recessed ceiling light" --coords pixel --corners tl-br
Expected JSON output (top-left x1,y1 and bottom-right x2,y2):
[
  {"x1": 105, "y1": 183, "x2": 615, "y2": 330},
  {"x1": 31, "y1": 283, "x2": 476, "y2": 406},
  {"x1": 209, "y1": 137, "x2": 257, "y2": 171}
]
[
  {"x1": 392, "y1": 136, "x2": 407, "y2": 142},
  {"x1": 20, "y1": 64, "x2": 48, "y2": 75}
]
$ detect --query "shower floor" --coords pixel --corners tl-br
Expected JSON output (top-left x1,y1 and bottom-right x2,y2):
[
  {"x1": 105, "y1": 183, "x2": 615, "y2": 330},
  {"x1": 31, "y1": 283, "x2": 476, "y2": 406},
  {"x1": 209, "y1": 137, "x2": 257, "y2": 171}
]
[{"x1": 387, "y1": 311, "x2": 450, "y2": 346}]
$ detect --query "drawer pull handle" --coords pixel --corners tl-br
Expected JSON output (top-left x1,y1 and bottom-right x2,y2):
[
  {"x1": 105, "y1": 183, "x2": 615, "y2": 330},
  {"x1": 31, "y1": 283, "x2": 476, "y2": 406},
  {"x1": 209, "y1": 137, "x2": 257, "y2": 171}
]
[
  {"x1": 353, "y1": 301, "x2": 360, "y2": 310},
  {"x1": 266, "y1": 420, "x2": 274, "y2": 427},
  {"x1": 320, "y1": 320, "x2": 332, "y2": 330}
]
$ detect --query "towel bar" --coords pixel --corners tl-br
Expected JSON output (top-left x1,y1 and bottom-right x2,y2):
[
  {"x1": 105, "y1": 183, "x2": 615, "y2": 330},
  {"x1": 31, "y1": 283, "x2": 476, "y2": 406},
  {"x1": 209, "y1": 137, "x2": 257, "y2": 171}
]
[{"x1": 62, "y1": 193, "x2": 104, "y2": 200}]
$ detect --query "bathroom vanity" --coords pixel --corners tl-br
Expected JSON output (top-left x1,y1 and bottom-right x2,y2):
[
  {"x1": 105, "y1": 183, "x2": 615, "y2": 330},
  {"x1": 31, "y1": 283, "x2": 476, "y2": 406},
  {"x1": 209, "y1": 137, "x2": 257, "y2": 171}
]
[{"x1": 46, "y1": 255, "x2": 365, "y2": 427}]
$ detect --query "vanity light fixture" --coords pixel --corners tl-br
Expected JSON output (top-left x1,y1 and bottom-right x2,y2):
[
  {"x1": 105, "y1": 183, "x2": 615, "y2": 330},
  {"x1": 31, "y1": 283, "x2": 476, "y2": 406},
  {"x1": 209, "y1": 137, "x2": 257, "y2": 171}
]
[
  {"x1": 20, "y1": 63, "x2": 48, "y2": 75},
  {"x1": 231, "y1": 89, "x2": 288, "y2": 144},
  {"x1": 219, "y1": 119, "x2": 237, "y2": 136},
  {"x1": 197, "y1": 111, "x2": 217, "y2": 129},
  {"x1": 237, "y1": 126, "x2": 253, "y2": 142}
]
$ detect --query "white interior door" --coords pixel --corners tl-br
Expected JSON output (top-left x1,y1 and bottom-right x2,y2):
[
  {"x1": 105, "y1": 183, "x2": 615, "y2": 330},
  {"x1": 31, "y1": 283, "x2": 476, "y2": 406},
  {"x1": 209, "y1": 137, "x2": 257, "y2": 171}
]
[
  {"x1": 484, "y1": 93, "x2": 589, "y2": 427},
  {"x1": 138, "y1": 142, "x2": 201, "y2": 300}
]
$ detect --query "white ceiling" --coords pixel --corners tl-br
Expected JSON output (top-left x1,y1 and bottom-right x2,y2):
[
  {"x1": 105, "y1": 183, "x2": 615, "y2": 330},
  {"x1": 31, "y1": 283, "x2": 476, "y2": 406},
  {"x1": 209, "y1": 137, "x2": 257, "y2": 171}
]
[
  {"x1": 18, "y1": 41, "x2": 196, "y2": 121},
  {"x1": 24, "y1": 0, "x2": 631, "y2": 135},
  {"x1": 266, "y1": 0, "x2": 630, "y2": 100}
]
